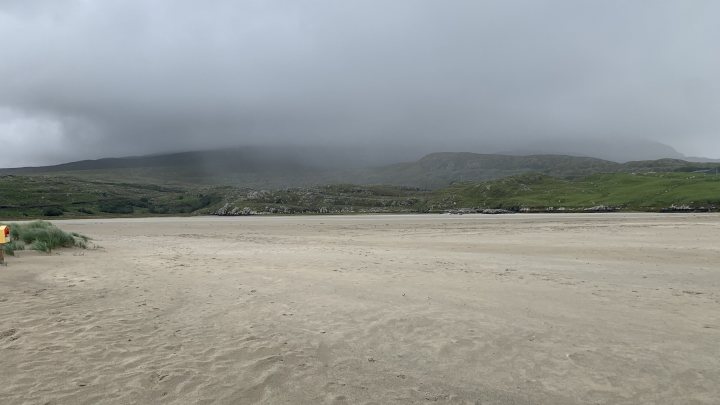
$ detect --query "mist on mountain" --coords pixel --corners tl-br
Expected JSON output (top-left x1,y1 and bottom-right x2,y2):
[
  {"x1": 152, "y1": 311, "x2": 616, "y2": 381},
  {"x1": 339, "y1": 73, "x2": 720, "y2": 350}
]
[{"x1": 1, "y1": 1, "x2": 719, "y2": 168}]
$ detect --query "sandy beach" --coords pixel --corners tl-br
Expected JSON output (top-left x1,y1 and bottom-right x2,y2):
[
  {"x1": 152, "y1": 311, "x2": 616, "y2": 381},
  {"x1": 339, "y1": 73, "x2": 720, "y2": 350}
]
[{"x1": 1, "y1": 213, "x2": 718, "y2": 404}]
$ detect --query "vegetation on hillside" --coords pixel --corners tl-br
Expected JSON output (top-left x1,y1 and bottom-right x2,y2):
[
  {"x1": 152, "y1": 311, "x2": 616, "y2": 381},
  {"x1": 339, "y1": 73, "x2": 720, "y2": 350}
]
[
  {"x1": 207, "y1": 172, "x2": 720, "y2": 215},
  {"x1": 1, "y1": 171, "x2": 718, "y2": 220},
  {"x1": 3, "y1": 151, "x2": 719, "y2": 189},
  {"x1": 436, "y1": 172, "x2": 720, "y2": 211},
  {"x1": 214, "y1": 184, "x2": 433, "y2": 215},
  {"x1": 0, "y1": 175, "x2": 221, "y2": 218}
]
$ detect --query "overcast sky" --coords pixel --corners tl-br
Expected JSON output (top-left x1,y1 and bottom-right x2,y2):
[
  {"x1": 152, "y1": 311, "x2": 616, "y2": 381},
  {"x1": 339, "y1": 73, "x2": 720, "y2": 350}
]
[{"x1": 1, "y1": 0, "x2": 719, "y2": 167}]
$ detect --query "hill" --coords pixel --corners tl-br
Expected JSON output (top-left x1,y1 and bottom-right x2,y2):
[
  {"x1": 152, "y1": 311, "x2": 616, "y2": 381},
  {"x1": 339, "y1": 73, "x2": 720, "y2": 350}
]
[
  {"x1": 361, "y1": 153, "x2": 620, "y2": 188},
  {"x1": 0, "y1": 175, "x2": 223, "y2": 218},
  {"x1": 2, "y1": 171, "x2": 718, "y2": 219},
  {"x1": 3, "y1": 149, "x2": 720, "y2": 189},
  {"x1": 0, "y1": 147, "x2": 342, "y2": 188},
  {"x1": 437, "y1": 172, "x2": 720, "y2": 211}
]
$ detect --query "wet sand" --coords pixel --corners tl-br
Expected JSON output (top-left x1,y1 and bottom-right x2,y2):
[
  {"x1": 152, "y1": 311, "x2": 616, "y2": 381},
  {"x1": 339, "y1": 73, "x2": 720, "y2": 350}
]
[{"x1": 1, "y1": 213, "x2": 719, "y2": 404}]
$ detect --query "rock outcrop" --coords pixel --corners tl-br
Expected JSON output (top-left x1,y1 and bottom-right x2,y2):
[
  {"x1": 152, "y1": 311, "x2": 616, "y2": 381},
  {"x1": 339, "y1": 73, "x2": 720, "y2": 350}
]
[{"x1": 213, "y1": 203, "x2": 256, "y2": 216}]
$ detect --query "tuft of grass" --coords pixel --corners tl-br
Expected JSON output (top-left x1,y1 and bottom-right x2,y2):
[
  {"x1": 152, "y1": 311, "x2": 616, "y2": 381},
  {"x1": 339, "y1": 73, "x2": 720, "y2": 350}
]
[
  {"x1": 73, "y1": 237, "x2": 88, "y2": 249},
  {"x1": 2, "y1": 240, "x2": 25, "y2": 256},
  {"x1": 71, "y1": 232, "x2": 89, "y2": 242},
  {"x1": 31, "y1": 240, "x2": 51, "y2": 253},
  {"x1": 2, "y1": 221, "x2": 89, "y2": 254}
]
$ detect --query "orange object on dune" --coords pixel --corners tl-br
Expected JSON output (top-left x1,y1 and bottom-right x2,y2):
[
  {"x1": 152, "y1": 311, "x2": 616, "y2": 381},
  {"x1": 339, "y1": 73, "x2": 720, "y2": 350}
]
[
  {"x1": 0, "y1": 225, "x2": 9, "y2": 244},
  {"x1": 0, "y1": 225, "x2": 7, "y2": 265}
]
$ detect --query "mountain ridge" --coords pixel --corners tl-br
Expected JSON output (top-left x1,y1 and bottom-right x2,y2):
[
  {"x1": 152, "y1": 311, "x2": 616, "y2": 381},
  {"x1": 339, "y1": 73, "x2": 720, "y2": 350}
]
[{"x1": 3, "y1": 148, "x2": 719, "y2": 189}]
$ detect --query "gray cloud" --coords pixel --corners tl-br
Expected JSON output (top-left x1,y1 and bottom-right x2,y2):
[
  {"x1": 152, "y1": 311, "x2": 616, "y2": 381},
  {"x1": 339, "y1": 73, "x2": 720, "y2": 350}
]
[{"x1": 1, "y1": 0, "x2": 719, "y2": 167}]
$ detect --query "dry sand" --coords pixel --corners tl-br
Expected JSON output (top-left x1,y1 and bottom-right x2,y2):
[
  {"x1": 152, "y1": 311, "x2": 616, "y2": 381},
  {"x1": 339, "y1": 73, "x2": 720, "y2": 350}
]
[{"x1": 1, "y1": 213, "x2": 719, "y2": 404}]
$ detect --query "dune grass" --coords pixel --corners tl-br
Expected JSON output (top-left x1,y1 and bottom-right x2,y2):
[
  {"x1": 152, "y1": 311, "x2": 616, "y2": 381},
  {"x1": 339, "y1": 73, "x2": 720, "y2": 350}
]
[
  {"x1": 2, "y1": 240, "x2": 25, "y2": 256},
  {"x1": 2, "y1": 221, "x2": 88, "y2": 254}
]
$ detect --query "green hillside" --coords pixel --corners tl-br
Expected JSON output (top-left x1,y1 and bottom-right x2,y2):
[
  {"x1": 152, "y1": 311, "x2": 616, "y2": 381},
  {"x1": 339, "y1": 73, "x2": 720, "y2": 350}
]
[
  {"x1": 362, "y1": 153, "x2": 621, "y2": 188},
  {"x1": 2, "y1": 171, "x2": 718, "y2": 219},
  {"x1": 0, "y1": 175, "x2": 222, "y2": 218},
  {"x1": 369, "y1": 153, "x2": 720, "y2": 188},
  {"x1": 4, "y1": 150, "x2": 719, "y2": 189},
  {"x1": 438, "y1": 172, "x2": 720, "y2": 211}
]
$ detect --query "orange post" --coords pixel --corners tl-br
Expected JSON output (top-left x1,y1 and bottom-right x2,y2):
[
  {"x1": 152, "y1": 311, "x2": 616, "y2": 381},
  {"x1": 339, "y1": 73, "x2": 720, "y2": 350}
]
[{"x1": 0, "y1": 225, "x2": 9, "y2": 266}]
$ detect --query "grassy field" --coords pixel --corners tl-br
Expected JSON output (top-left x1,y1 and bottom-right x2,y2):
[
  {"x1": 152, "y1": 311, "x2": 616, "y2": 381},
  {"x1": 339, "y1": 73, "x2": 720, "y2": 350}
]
[
  {"x1": 0, "y1": 175, "x2": 223, "y2": 218},
  {"x1": 438, "y1": 172, "x2": 720, "y2": 211},
  {"x1": 1, "y1": 171, "x2": 718, "y2": 219}
]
